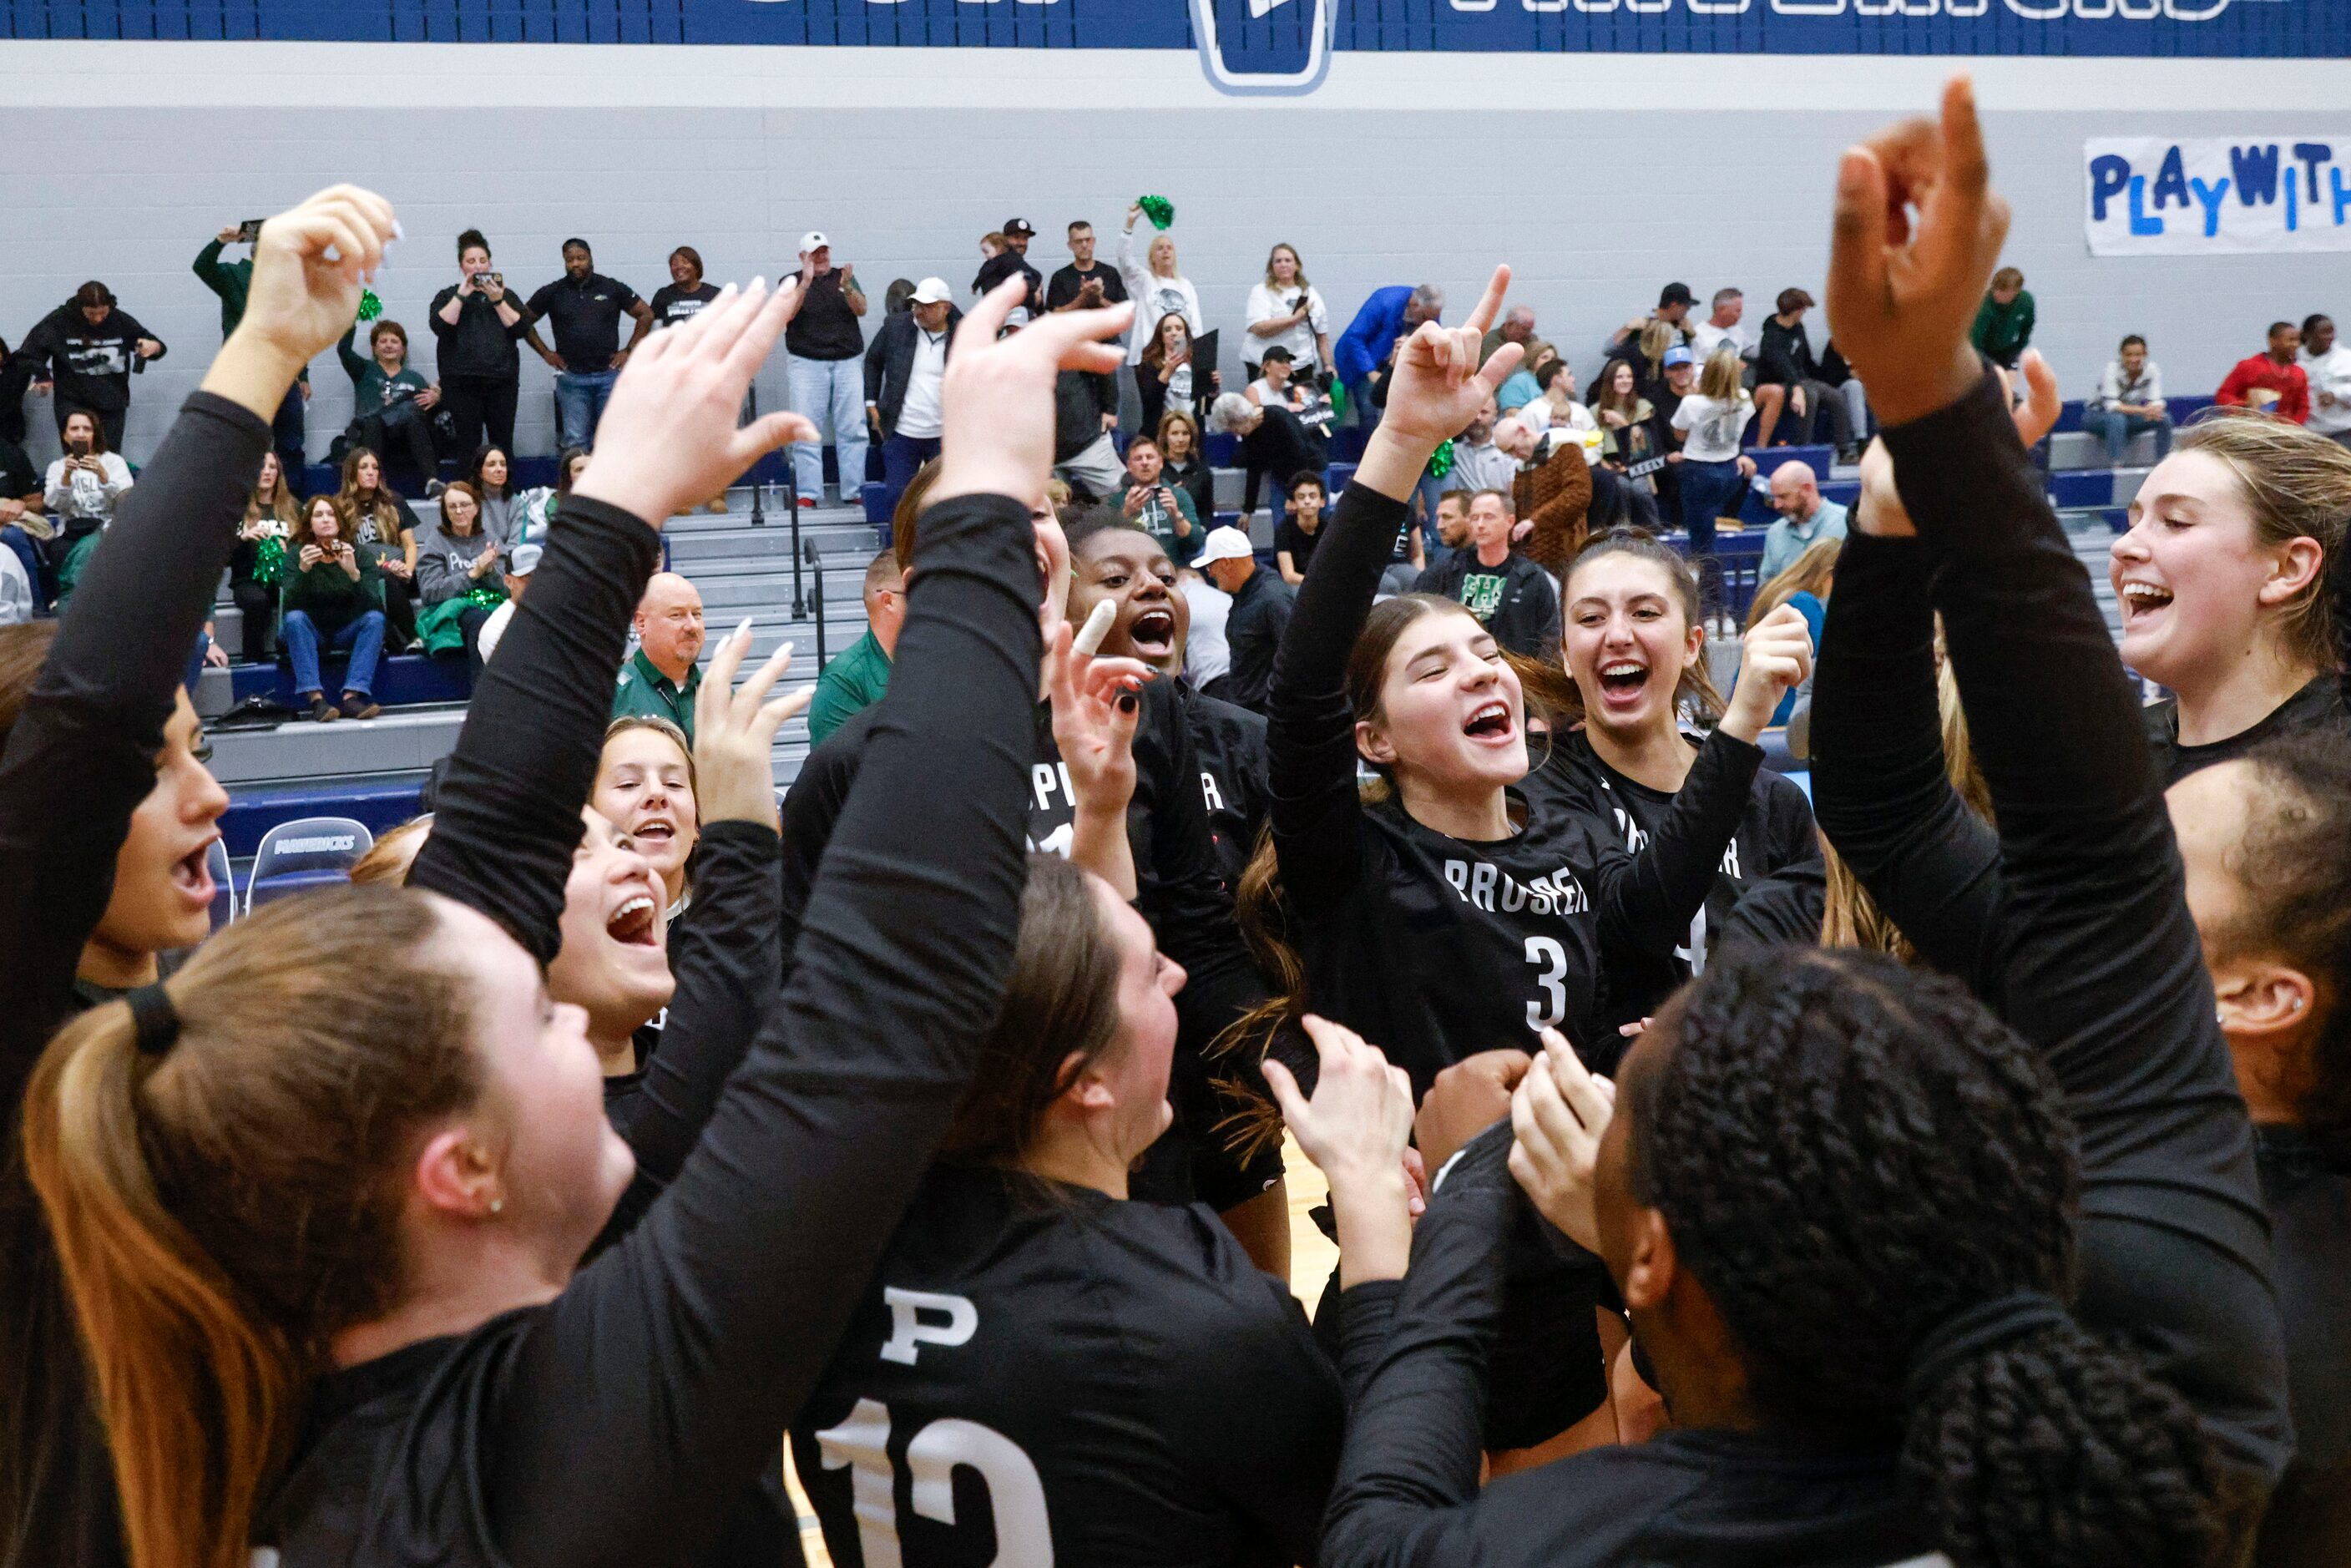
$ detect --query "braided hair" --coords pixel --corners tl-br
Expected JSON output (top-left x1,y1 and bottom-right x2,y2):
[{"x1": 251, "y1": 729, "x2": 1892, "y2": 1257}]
[{"x1": 1631, "y1": 948, "x2": 2230, "y2": 1567}]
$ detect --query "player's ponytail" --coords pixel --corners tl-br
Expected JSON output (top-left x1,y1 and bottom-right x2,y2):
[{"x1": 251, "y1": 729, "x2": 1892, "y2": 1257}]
[
  {"x1": 1632, "y1": 948, "x2": 2238, "y2": 1568},
  {"x1": 23, "y1": 885, "x2": 483, "y2": 1568}
]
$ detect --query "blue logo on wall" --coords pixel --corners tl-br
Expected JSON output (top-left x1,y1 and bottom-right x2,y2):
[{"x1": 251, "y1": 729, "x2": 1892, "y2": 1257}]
[{"x1": 5, "y1": 0, "x2": 2336, "y2": 78}]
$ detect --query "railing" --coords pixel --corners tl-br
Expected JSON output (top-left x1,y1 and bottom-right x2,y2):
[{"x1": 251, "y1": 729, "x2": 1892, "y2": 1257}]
[{"x1": 804, "y1": 536, "x2": 829, "y2": 671}]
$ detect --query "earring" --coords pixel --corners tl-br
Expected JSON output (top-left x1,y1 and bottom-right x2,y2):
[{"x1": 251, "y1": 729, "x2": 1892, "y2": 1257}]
[{"x1": 489, "y1": 1197, "x2": 504, "y2": 1214}]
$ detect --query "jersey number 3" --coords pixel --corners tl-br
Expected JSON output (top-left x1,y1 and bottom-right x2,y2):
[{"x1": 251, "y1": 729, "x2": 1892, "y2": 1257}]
[{"x1": 1524, "y1": 936, "x2": 1569, "y2": 1030}]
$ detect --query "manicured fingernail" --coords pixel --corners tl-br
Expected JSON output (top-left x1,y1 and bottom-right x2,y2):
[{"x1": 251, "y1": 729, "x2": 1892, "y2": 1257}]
[
  {"x1": 392, "y1": 220, "x2": 407, "y2": 241},
  {"x1": 735, "y1": 616, "x2": 754, "y2": 644},
  {"x1": 749, "y1": 275, "x2": 766, "y2": 294}
]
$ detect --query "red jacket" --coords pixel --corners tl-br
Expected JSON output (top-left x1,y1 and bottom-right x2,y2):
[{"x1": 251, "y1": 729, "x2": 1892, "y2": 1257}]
[{"x1": 2214, "y1": 354, "x2": 2311, "y2": 423}]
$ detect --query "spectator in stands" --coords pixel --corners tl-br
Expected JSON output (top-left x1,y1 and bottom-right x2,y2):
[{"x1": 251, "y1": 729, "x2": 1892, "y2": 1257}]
[
  {"x1": 0, "y1": 423, "x2": 44, "y2": 608},
  {"x1": 1052, "y1": 354, "x2": 1125, "y2": 503},
  {"x1": 1275, "y1": 470, "x2": 1325, "y2": 585},
  {"x1": 1413, "y1": 488, "x2": 1560, "y2": 659},
  {"x1": 978, "y1": 231, "x2": 1005, "y2": 266},
  {"x1": 864, "y1": 278, "x2": 957, "y2": 523},
  {"x1": 1245, "y1": 345, "x2": 1311, "y2": 415},
  {"x1": 473, "y1": 539, "x2": 538, "y2": 665},
  {"x1": 1592, "y1": 356, "x2": 1656, "y2": 469},
  {"x1": 229, "y1": 449, "x2": 297, "y2": 663},
  {"x1": 1046, "y1": 220, "x2": 1128, "y2": 316},
  {"x1": 973, "y1": 217, "x2": 1044, "y2": 318},
  {"x1": 1334, "y1": 283, "x2": 1443, "y2": 425},
  {"x1": 1759, "y1": 458, "x2": 1849, "y2": 580},
  {"x1": 1480, "y1": 304, "x2": 1539, "y2": 369},
  {"x1": 612, "y1": 570, "x2": 705, "y2": 742},
  {"x1": 336, "y1": 318, "x2": 439, "y2": 493},
  {"x1": 508, "y1": 446, "x2": 590, "y2": 553},
  {"x1": 1196, "y1": 524, "x2": 1290, "y2": 715},
  {"x1": 1605, "y1": 281, "x2": 1696, "y2": 361},
  {"x1": 195, "y1": 223, "x2": 307, "y2": 477},
  {"x1": 0, "y1": 539, "x2": 28, "y2": 626},
  {"x1": 1521, "y1": 360, "x2": 1600, "y2": 453},
  {"x1": 336, "y1": 446, "x2": 421, "y2": 649},
  {"x1": 2086, "y1": 334, "x2": 2173, "y2": 466},
  {"x1": 1245, "y1": 244, "x2": 1331, "y2": 382},
  {"x1": 784, "y1": 231, "x2": 869, "y2": 508},
  {"x1": 1156, "y1": 409, "x2": 1215, "y2": 527},
  {"x1": 1177, "y1": 564, "x2": 1230, "y2": 690},
  {"x1": 1117, "y1": 435, "x2": 1201, "y2": 566},
  {"x1": 1136, "y1": 312, "x2": 1219, "y2": 446},
  {"x1": 523, "y1": 239, "x2": 652, "y2": 452},
  {"x1": 42, "y1": 409, "x2": 132, "y2": 539},
  {"x1": 1493, "y1": 340, "x2": 1554, "y2": 417},
  {"x1": 1209, "y1": 390, "x2": 1327, "y2": 524},
  {"x1": 1969, "y1": 265, "x2": 2035, "y2": 369},
  {"x1": 18, "y1": 281, "x2": 166, "y2": 451},
  {"x1": 2299, "y1": 313, "x2": 2351, "y2": 448},
  {"x1": 2216, "y1": 321, "x2": 2313, "y2": 424},
  {"x1": 469, "y1": 443, "x2": 518, "y2": 544},
  {"x1": 429, "y1": 229, "x2": 529, "y2": 458},
  {"x1": 413, "y1": 480, "x2": 505, "y2": 678},
  {"x1": 1446, "y1": 393, "x2": 1515, "y2": 497},
  {"x1": 594, "y1": 716, "x2": 700, "y2": 916},
  {"x1": 1756, "y1": 287, "x2": 1858, "y2": 459},
  {"x1": 647, "y1": 245, "x2": 720, "y2": 331},
  {"x1": 0, "y1": 331, "x2": 34, "y2": 448},
  {"x1": 1815, "y1": 336, "x2": 1871, "y2": 451},
  {"x1": 1431, "y1": 488, "x2": 1473, "y2": 559},
  {"x1": 1119, "y1": 206, "x2": 1203, "y2": 377},
  {"x1": 1746, "y1": 534, "x2": 1837, "y2": 726},
  {"x1": 808, "y1": 549, "x2": 904, "y2": 746},
  {"x1": 1690, "y1": 286, "x2": 1749, "y2": 366},
  {"x1": 1499, "y1": 413, "x2": 1597, "y2": 571},
  {"x1": 282, "y1": 493, "x2": 386, "y2": 722},
  {"x1": 1670, "y1": 346, "x2": 1759, "y2": 557}
]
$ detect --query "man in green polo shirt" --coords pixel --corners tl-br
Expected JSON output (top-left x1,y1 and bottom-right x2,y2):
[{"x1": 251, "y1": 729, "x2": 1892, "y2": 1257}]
[
  {"x1": 807, "y1": 549, "x2": 905, "y2": 746},
  {"x1": 612, "y1": 570, "x2": 705, "y2": 741}
]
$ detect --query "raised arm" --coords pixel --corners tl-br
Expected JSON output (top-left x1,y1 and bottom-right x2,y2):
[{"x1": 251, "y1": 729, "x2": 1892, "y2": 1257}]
[
  {"x1": 1268, "y1": 268, "x2": 1524, "y2": 916},
  {"x1": 0, "y1": 187, "x2": 394, "y2": 1101},
  {"x1": 1829, "y1": 78, "x2": 2290, "y2": 1486},
  {"x1": 487, "y1": 281, "x2": 1142, "y2": 1568}
]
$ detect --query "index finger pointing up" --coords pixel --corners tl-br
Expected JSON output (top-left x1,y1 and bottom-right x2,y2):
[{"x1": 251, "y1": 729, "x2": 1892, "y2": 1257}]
[{"x1": 1461, "y1": 264, "x2": 1514, "y2": 339}]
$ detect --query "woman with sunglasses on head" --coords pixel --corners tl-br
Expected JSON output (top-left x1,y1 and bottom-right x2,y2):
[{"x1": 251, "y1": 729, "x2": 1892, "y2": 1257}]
[
  {"x1": 1310, "y1": 82, "x2": 2289, "y2": 1568},
  {"x1": 22, "y1": 276, "x2": 1135, "y2": 1568},
  {"x1": 0, "y1": 187, "x2": 397, "y2": 1568}
]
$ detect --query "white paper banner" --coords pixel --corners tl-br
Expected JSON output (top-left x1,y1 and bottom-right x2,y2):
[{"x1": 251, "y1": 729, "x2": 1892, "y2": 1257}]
[{"x1": 2086, "y1": 136, "x2": 2351, "y2": 256}]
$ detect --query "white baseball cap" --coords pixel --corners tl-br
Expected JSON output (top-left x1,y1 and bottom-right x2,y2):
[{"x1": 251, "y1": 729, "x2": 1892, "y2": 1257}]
[
  {"x1": 798, "y1": 230, "x2": 830, "y2": 254},
  {"x1": 910, "y1": 277, "x2": 953, "y2": 306},
  {"x1": 1194, "y1": 527, "x2": 1255, "y2": 568}
]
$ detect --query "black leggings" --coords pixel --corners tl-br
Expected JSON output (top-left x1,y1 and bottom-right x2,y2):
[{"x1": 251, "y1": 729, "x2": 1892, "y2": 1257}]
[
  {"x1": 439, "y1": 375, "x2": 517, "y2": 461},
  {"x1": 355, "y1": 409, "x2": 439, "y2": 494},
  {"x1": 230, "y1": 578, "x2": 277, "y2": 662}
]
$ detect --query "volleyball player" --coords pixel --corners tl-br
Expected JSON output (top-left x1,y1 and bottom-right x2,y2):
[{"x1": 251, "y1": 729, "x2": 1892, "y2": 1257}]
[
  {"x1": 1314, "y1": 78, "x2": 2288, "y2": 1566},
  {"x1": 788, "y1": 711, "x2": 1350, "y2": 1565},
  {"x1": 779, "y1": 502, "x2": 1292, "y2": 1267},
  {"x1": 2112, "y1": 414, "x2": 2350, "y2": 782},
  {"x1": 21, "y1": 275, "x2": 1137, "y2": 1568},
  {"x1": 594, "y1": 714, "x2": 700, "y2": 917},
  {"x1": 0, "y1": 187, "x2": 396, "y2": 1568},
  {"x1": 1064, "y1": 510, "x2": 1271, "y2": 888},
  {"x1": 1522, "y1": 529, "x2": 1822, "y2": 1024}
]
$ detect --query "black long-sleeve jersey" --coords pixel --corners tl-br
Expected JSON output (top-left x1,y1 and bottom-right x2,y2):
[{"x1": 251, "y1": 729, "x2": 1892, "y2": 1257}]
[
  {"x1": 255, "y1": 493, "x2": 1046, "y2": 1568},
  {"x1": 1266, "y1": 482, "x2": 1760, "y2": 1089},
  {"x1": 1528, "y1": 727, "x2": 1822, "y2": 1027},
  {"x1": 1175, "y1": 680, "x2": 1271, "y2": 890},
  {"x1": 2143, "y1": 672, "x2": 2348, "y2": 787},
  {"x1": 1317, "y1": 367, "x2": 2293, "y2": 1565},
  {"x1": 2252, "y1": 1126, "x2": 2351, "y2": 1563},
  {"x1": 791, "y1": 1165, "x2": 1342, "y2": 1567},
  {"x1": 0, "y1": 390, "x2": 267, "y2": 1568},
  {"x1": 783, "y1": 679, "x2": 1282, "y2": 1210}
]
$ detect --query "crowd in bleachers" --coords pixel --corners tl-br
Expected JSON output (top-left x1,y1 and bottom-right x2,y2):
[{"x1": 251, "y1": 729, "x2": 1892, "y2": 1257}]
[{"x1": 2, "y1": 80, "x2": 2351, "y2": 1568}]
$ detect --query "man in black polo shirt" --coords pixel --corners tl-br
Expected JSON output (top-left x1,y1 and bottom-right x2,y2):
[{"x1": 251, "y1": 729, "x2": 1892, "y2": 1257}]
[
  {"x1": 785, "y1": 230, "x2": 870, "y2": 509},
  {"x1": 1046, "y1": 220, "x2": 1128, "y2": 315},
  {"x1": 523, "y1": 238, "x2": 652, "y2": 450}
]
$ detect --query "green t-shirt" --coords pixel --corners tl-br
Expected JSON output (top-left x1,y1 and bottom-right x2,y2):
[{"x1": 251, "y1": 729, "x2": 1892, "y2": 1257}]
[
  {"x1": 611, "y1": 648, "x2": 701, "y2": 744},
  {"x1": 195, "y1": 238, "x2": 309, "y2": 382},
  {"x1": 339, "y1": 325, "x2": 431, "y2": 422},
  {"x1": 806, "y1": 628, "x2": 892, "y2": 747}
]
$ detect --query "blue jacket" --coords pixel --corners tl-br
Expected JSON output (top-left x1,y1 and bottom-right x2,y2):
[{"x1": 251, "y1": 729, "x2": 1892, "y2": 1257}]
[{"x1": 1334, "y1": 286, "x2": 1418, "y2": 385}]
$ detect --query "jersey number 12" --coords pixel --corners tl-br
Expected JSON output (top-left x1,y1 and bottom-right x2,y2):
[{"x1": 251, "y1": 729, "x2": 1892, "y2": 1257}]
[{"x1": 813, "y1": 1397, "x2": 1053, "y2": 1568}]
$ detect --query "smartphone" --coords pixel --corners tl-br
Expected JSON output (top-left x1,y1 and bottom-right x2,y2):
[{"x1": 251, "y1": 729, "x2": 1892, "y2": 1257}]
[
  {"x1": 237, "y1": 219, "x2": 264, "y2": 245},
  {"x1": 482, "y1": 271, "x2": 504, "y2": 290}
]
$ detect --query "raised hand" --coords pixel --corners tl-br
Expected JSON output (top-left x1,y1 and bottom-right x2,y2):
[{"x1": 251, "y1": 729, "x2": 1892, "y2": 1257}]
[
  {"x1": 928, "y1": 277, "x2": 1132, "y2": 510},
  {"x1": 205, "y1": 185, "x2": 397, "y2": 420},
  {"x1": 572, "y1": 279, "x2": 817, "y2": 529},
  {"x1": 1856, "y1": 346, "x2": 2057, "y2": 539},
  {"x1": 1824, "y1": 75, "x2": 2010, "y2": 427},
  {"x1": 1507, "y1": 1027, "x2": 1616, "y2": 1255},
  {"x1": 1047, "y1": 616, "x2": 1151, "y2": 898},
  {"x1": 1718, "y1": 602, "x2": 1816, "y2": 741},
  {"x1": 1359, "y1": 266, "x2": 1524, "y2": 498},
  {"x1": 691, "y1": 620, "x2": 811, "y2": 832},
  {"x1": 1263, "y1": 1015, "x2": 1418, "y2": 1287}
]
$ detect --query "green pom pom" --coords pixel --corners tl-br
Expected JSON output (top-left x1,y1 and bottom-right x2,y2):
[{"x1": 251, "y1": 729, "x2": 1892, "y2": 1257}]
[
  {"x1": 356, "y1": 288, "x2": 382, "y2": 323},
  {"x1": 1136, "y1": 195, "x2": 1176, "y2": 231},
  {"x1": 1428, "y1": 439, "x2": 1455, "y2": 480},
  {"x1": 253, "y1": 535, "x2": 287, "y2": 586}
]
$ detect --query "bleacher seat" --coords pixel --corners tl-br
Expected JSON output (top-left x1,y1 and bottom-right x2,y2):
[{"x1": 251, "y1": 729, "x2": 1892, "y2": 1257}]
[
  {"x1": 232, "y1": 654, "x2": 473, "y2": 710},
  {"x1": 220, "y1": 779, "x2": 427, "y2": 860},
  {"x1": 206, "y1": 839, "x2": 235, "y2": 932},
  {"x1": 244, "y1": 815, "x2": 374, "y2": 915},
  {"x1": 1744, "y1": 444, "x2": 1835, "y2": 480}
]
